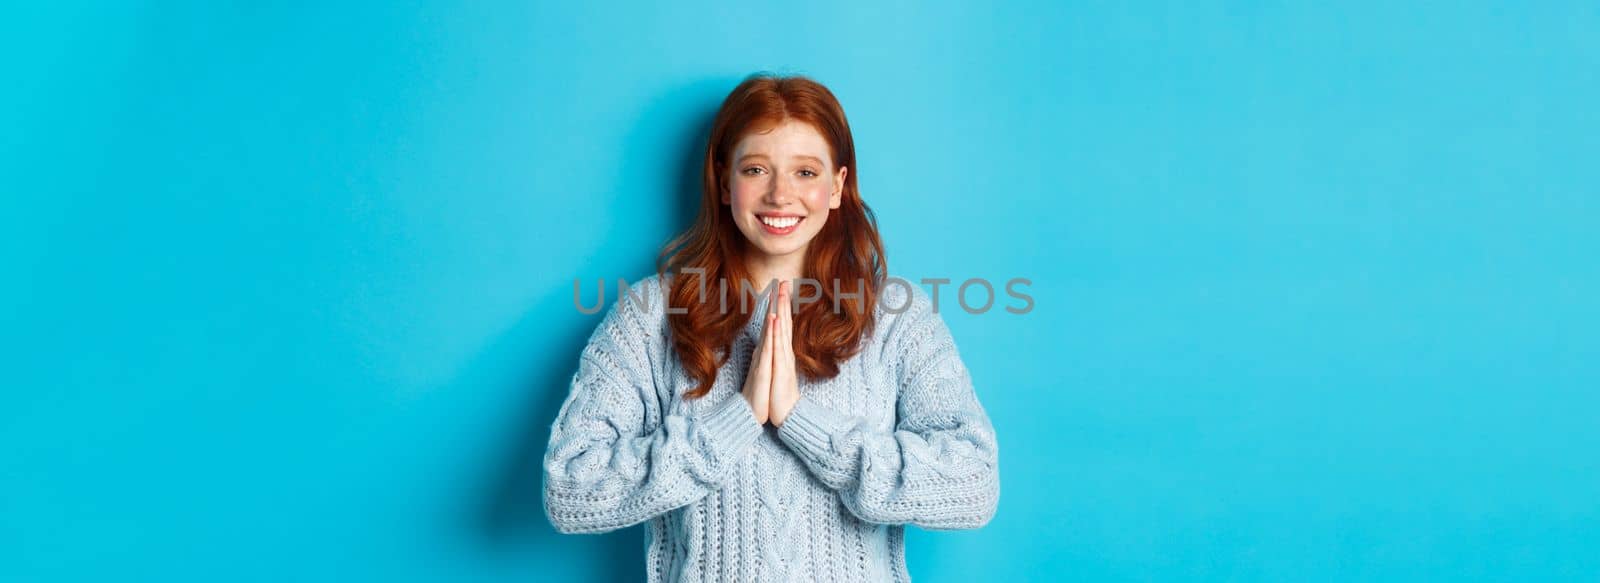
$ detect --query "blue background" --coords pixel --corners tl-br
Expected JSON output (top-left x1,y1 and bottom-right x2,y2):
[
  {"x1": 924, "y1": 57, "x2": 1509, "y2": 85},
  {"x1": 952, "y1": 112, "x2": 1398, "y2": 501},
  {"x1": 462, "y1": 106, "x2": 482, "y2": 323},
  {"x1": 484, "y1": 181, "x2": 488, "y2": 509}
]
[{"x1": 5, "y1": 2, "x2": 1597, "y2": 581}]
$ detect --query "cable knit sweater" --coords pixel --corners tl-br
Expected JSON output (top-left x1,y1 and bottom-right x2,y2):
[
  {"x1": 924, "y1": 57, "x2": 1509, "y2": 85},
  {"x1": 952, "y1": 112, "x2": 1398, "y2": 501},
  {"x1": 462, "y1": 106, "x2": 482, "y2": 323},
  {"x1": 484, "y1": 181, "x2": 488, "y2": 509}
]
[{"x1": 542, "y1": 273, "x2": 1000, "y2": 582}]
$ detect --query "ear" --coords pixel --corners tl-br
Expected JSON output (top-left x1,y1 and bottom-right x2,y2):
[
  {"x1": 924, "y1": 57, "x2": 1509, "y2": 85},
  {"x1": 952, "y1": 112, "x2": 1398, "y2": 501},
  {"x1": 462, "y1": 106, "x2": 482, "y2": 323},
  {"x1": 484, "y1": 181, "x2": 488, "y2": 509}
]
[{"x1": 830, "y1": 166, "x2": 847, "y2": 209}]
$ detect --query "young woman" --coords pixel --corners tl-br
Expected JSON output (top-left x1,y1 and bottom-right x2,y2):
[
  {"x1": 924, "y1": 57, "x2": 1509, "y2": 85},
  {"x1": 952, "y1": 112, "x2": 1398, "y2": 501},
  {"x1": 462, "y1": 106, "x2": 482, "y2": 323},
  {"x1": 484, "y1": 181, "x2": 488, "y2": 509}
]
[{"x1": 543, "y1": 73, "x2": 1000, "y2": 582}]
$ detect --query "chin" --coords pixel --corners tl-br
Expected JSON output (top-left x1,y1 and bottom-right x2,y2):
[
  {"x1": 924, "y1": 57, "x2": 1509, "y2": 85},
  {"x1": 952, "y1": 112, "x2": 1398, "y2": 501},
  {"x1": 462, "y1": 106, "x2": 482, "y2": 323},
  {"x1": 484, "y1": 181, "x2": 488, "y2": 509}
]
[{"x1": 751, "y1": 240, "x2": 807, "y2": 257}]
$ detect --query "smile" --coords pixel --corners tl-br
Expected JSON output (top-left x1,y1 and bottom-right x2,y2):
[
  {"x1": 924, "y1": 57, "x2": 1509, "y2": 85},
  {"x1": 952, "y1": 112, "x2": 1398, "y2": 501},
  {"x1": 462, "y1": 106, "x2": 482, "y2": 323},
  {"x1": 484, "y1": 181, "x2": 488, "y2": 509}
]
[{"x1": 757, "y1": 214, "x2": 804, "y2": 235}]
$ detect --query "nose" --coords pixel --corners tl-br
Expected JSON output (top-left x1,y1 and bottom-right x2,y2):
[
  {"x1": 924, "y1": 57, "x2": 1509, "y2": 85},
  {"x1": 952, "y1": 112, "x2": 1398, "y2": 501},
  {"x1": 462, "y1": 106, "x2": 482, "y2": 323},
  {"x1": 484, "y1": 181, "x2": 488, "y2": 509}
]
[{"x1": 764, "y1": 174, "x2": 794, "y2": 205}]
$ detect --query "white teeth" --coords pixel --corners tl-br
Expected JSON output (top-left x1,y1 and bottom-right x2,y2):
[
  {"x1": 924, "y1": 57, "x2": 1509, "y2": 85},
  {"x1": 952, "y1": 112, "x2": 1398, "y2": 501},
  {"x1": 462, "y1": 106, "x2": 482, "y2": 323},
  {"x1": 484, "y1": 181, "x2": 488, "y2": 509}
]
[{"x1": 759, "y1": 216, "x2": 801, "y2": 228}]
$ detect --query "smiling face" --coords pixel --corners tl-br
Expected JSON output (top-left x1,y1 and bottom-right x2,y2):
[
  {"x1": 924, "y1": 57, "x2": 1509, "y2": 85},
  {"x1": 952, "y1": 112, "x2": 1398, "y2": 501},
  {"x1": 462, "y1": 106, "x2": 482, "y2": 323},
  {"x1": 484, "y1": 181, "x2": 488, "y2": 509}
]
[{"x1": 722, "y1": 119, "x2": 848, "y2": 264}]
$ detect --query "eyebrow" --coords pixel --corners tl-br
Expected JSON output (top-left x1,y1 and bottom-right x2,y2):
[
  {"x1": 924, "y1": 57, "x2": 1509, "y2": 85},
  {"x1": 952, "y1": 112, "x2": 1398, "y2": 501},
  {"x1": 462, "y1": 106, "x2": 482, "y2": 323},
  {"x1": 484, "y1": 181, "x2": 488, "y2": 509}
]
[{"x1": 736, "y1": 154, "x2": 826, "y2": 165}]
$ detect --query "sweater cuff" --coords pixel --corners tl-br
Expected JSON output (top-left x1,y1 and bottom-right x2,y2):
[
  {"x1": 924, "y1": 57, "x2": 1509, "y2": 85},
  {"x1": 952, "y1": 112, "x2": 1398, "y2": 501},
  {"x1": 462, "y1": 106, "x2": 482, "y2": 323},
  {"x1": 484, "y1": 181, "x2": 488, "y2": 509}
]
[
  {"x1": 776, "y1": 395, "x2": 854, "y2": 463},
  {"x1": 696, "y1": 394, "x2": 764, "y2": 464}
]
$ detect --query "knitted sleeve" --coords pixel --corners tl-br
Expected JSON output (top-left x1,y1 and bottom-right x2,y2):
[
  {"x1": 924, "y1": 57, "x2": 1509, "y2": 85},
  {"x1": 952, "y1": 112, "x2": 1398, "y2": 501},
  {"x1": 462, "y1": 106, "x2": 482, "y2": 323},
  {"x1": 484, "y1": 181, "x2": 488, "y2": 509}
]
[
  {"x1": 774, "y1": 290, "x2": 1001, "y2": 530},
  {"x1": 542, "y1": 287, "x2": 765, "y2": 534}
]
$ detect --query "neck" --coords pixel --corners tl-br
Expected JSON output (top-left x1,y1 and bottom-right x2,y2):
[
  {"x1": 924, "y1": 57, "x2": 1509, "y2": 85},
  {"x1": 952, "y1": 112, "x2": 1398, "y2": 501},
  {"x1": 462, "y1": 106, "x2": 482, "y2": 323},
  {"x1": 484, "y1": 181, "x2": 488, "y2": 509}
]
[{"x1": 745, "y1": 249, "x2": 805, "y2": 290}]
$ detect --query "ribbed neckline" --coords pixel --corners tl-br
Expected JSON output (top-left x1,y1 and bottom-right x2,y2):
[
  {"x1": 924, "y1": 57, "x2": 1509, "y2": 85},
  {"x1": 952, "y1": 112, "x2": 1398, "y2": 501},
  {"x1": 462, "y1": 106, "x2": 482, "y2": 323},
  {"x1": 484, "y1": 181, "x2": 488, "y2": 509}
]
[{"x1": 739, "y1": 286, "x2": 776, "y2": 338}]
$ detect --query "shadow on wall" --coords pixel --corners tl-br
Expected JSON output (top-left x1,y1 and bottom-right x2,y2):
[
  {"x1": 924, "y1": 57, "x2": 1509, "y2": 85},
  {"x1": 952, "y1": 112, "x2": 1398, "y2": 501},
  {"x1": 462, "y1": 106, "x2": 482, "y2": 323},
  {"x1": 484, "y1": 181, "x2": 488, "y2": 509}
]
[{"x1": 467, "y1": 77, "x2": 728, "y2": 580}]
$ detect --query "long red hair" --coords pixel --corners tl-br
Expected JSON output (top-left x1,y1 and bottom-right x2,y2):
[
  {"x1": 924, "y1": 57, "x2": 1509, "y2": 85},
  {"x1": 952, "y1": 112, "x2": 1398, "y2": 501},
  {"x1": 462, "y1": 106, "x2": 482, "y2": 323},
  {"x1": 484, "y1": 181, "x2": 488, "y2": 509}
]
[{"x1": 656, "y1": 73, "x2": 887, "y2": 400}]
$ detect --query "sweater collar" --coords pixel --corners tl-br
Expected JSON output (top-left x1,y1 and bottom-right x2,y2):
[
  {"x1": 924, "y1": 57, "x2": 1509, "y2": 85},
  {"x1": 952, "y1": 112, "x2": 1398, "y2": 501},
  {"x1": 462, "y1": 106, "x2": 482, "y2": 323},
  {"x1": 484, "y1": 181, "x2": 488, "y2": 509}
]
[{"x1": 739, "y1": 286, "x2": 775, "y2": 339}]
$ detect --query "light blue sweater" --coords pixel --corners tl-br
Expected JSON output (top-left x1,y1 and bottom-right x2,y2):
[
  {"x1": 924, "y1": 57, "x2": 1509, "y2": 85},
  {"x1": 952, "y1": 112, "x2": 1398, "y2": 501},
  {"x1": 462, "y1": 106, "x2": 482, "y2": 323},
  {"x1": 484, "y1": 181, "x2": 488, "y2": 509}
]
[{"x1": 543, "y1": 273, "x2": 1000, "y2": 582}]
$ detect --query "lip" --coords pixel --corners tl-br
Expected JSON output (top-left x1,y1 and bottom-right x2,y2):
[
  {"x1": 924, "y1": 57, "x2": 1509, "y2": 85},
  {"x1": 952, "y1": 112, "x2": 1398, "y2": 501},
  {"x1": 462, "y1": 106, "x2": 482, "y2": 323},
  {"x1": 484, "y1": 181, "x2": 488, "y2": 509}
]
[{"x1": 755, "y1": 213, "x2": 805, "y2": 236}]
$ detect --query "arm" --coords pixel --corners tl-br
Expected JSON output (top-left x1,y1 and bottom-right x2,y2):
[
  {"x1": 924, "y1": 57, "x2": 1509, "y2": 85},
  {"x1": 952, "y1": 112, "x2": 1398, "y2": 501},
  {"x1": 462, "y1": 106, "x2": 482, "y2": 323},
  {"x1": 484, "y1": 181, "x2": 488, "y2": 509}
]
[
  {"x1": 542, "y1": 290, "x2": 764, "y2": 534},
  {"x1": 775, "y1": 294, "x2": 1000, "y2": 530}
]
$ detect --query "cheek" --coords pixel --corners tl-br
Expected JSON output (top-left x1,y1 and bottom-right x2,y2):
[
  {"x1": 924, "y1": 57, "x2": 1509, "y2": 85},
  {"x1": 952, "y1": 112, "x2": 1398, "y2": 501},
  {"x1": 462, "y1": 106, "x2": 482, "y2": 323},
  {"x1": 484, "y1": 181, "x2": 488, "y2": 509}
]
[
  {"x1": 728, "y1": 182, "x2": 759, "y2": 211},
  {"x1": 799, "y1": 184, "x2": 833, "y2": 207}
]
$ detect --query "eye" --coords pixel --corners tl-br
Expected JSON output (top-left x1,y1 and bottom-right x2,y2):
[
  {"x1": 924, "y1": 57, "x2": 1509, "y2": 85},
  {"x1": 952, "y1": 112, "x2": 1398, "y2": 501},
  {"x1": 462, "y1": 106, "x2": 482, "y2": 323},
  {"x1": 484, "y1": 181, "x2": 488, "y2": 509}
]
[
  {"x1": 798, "y1": 169, "x2": 817, "y2": 177},
  {"x1": 741, "y1": 166, "x2": 766, "y2": 176}
]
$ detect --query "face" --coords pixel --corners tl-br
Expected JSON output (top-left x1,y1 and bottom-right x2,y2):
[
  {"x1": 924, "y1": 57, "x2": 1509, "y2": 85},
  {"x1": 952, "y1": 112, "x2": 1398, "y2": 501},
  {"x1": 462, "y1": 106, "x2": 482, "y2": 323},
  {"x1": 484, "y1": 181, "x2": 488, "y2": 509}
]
[{"x1": 723, "y1": 119, "x2": 848, "y2": 261}]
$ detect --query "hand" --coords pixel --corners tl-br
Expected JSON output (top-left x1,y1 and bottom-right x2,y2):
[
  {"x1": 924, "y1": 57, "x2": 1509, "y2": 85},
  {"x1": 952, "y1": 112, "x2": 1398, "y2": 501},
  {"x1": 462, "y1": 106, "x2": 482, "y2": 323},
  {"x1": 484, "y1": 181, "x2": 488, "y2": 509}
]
[
  {"x1": 740, "y1": 283, "x2": 781, "y2": 425},
  {"x1": 740, "y1": 280, "x2": 801, "y2": 427},
  {"x1": 768, "y1": 281, "x2": 801, "y2": 427}
]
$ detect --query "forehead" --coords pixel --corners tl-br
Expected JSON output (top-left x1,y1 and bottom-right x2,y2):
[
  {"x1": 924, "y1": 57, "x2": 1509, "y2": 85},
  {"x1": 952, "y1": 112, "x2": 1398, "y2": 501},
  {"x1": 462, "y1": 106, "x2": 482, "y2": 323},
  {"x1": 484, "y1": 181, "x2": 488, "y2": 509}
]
[{"x1": 732, "y1": 119, "x2": 832, "y2": 163}]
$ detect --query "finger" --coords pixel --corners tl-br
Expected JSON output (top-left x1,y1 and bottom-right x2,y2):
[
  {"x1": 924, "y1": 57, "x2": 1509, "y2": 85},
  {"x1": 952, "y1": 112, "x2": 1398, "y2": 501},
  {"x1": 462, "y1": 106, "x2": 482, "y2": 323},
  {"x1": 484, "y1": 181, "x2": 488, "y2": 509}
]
[
  {"x1": 761, "y1": 313, "x2": 777, "y2": 378},
  {"x1": 749, "y1": 316, "x2": 774, "y2": 405},
  {"x1": 769, "y1": 311, "x2": 780, "y2": 383},
  {"x1": 748, "y1": 313, "x2": 768, "y2": 374},
  {"x1": 780, "y1": 285, "x2": 793, "y2": 329},
  {"x1": 781, "y1": 280, "x2": 792, "y2": 315},
  {"x1": 780, "y1": 283, "x2": 793, "y2": 355},
  {"x1": 766, "y1": 280, "x2": 781, "y2": 317},
  {"x1": 780, "y1": 302, "x2": 793, "y2": 375},
  {"x1": 757, "y1": 308, "x2": 772, "y2": 355}
]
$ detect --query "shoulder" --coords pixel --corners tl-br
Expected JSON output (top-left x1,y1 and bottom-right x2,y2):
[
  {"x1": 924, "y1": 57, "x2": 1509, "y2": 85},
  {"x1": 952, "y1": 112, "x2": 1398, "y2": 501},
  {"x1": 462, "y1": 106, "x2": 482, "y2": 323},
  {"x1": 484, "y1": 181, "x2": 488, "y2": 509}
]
[
  {"x1": 625, "y1": 272, "x2": 670, "y2": 315},
  {"x1": 875, "y1": 274, "x2": 943, "y2": 329},
  {"x1": 599, "y1": 272, "x2": 670, "y2": 324},
  {"x1": 583, "y1": 273, "x2": 670, "y2": 359},
  {"x1": 877, "y1": 275, "x2": 934, "y2": 319},
  {"x1": 871, "y1": 275, "x2": 953, "y2": 361},
  {"x1": 873, "y1": 276, "x2": 973, "y2": 393}
]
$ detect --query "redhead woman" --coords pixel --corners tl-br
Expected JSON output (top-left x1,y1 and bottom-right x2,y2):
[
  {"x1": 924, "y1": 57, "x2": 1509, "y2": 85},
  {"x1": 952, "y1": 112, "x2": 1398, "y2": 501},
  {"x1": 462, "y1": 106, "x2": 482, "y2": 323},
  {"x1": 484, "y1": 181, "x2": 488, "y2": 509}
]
[{"x1": 543, "y1": 72, "x2": 1000, "y2": 582}]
